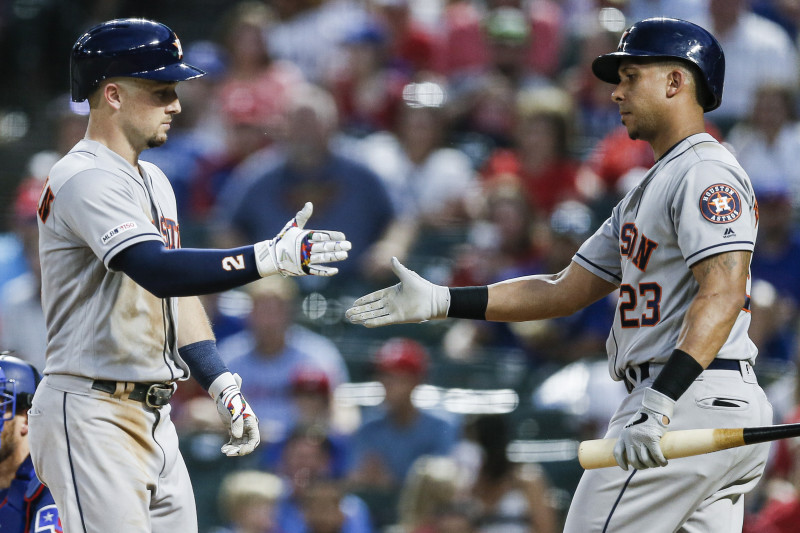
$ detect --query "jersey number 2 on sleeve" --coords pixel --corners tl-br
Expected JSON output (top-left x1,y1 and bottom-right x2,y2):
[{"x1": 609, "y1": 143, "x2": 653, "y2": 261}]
[{"x1": 619, "y1": 282, "x2": 662, "y2": 328}]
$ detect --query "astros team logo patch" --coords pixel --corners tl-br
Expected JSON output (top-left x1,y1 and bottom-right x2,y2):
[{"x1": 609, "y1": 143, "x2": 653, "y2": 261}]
[{"x1": 699, "y1": 184, "x2": 742, "y2": 224}]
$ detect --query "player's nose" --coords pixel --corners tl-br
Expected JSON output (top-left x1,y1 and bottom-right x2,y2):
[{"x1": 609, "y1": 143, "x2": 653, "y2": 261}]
[{"x1": 166, "y1": 97, "x2": 181, "y2": 115}]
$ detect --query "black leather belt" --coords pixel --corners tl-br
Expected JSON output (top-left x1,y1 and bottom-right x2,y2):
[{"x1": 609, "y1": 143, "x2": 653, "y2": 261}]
[
  {"x1": 91, "y1": 380, "x2": 175, "y2": 408},
  {"x1": 624, "y1": 358, "x2": 743, "y2": 393}
]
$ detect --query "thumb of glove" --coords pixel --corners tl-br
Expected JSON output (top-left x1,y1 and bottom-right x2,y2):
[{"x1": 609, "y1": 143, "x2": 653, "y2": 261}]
[
  {"x1": 233, "y1": 373, "x2": 242, "y2": 388},
  {"x1": 390, "y1": 256, "x2": 412, "y2": 281},
  {"x1": 294, "y1": 202, "x2": 313, "y2": 229}
]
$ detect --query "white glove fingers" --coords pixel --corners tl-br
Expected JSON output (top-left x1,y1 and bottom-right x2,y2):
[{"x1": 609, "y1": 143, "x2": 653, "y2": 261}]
[
  {"x1": 309, "y1": 230, "x2": 347, "y2": 243},
  {"x1": 307, "y1": 265, "x2": 339, "y2": 277},
  {"x1": 310, "y1": 240, "x2": 351, "y2": 253},
  {"x1": 309, "y1": 250, "x2": 349, "y2": 263},
  {"x1": 351, "y1": 288, "x2": 392, "y2": 308}
]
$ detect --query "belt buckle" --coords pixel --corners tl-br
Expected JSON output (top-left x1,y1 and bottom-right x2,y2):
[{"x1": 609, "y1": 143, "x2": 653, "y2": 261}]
[{"x1": 145, "y1": 383, "x2": 176, "y2": 408}]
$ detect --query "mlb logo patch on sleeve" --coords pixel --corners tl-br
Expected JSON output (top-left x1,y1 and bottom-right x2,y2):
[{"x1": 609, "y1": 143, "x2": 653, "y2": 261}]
[
  {"x1": 699, "y1": 184, "x2": 742, "y2": 224},
  {"x1": 101, "y1": 221, "x2": 138, "y2": 244}
]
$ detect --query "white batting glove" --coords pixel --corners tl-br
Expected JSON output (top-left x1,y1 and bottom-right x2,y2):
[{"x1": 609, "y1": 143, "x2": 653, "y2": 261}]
[
  {"x1": 345, "y1": 257, "x2": 450, "y2": 328},
  {"x1": 254, "y1": 202, "x2": 351, "y2": 277},
  {"x1": 209, "y1": 372, "x2": 260, "y2": 456},
  {"x1": 613, "y1": 387, "x2": 675, "y2": 470}
]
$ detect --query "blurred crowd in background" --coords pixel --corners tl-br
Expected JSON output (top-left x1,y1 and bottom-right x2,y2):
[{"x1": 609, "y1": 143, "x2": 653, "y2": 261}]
[{"x1": 5, "y1": 0, "x2": 800, "y2": 531}]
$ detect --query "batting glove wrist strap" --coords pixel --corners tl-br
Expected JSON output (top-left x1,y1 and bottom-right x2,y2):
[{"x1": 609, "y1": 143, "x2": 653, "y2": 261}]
[
  {"x1": 613, "y1": 387, "x2": 675, "y2": 470},
  {"x1": 254, "y1": 202, "x2": 351, "y2": 278},
  {"x1": 345, "y1": 257, "x2": 450, "y2": 328},
  {"x1": 210, "y1": 372, "x2": 260, "y2": 457}
]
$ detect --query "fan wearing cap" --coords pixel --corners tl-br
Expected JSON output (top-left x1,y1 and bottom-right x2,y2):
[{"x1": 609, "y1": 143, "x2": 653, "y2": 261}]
[
  {"x1": 0, "y1": 354, "x2": 60, "y2": 533},
  {"x1": 30, "y1": 18, "x2": 351, "y2": 532},
  {"x1": 347, "y1": 338, "x2": 457, "y2": 494}
]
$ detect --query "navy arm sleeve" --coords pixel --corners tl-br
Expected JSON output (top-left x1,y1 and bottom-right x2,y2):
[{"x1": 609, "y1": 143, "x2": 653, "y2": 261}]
[{"x1": 109, "y1": 240, "x2": 262, "y2": 298}]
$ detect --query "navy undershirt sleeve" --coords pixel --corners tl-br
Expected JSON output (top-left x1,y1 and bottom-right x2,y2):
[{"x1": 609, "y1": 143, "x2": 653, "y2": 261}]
[
  {"x1": 110, "y1": 240, "x2": 262, "y2": 298},
  {"x1": 179, "y1": 340, "x2": 229, "y2": 391}
]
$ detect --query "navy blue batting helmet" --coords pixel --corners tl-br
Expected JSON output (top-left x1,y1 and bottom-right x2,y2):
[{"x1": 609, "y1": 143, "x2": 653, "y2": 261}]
[
  {"x1": 71, "y1": 18, "x2": 206, "y2": 102},
  {"x1": 592, "y1": 17, "x2": 725, "y2": 112},
  {"x1": 0, "y1": 353, "x2": 41, "y2": 415}
]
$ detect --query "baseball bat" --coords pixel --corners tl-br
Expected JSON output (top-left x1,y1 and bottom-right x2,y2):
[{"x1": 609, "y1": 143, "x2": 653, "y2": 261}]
[{"x1": 579, "y1": 422, "x2": 800, "y2": 469}]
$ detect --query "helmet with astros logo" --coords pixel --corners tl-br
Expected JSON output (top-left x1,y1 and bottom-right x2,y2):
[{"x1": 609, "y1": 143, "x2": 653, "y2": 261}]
[
  {"x1": 70, "y1": 18, "x2": 206, "y2": 102},
  {"x1": 591, "y1": 17, "x2": 725, "y2": 112}
]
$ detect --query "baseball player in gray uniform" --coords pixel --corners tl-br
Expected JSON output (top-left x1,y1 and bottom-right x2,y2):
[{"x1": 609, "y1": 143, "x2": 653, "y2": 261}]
[
  {"x1": 29, "y1": 19, "x2": 351, "y2": 533},
  {"x1": 347, "y1": 18, "x2": 772, "y2": 532}
]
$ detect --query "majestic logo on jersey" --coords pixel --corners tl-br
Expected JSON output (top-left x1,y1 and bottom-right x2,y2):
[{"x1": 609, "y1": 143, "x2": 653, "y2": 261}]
[
  {"x1": 35, "y1": 504, "x2": 62, "y2": 532},
  {"x1": 101, "y1": 221, "x2": 138, "y2": 245},
  {"x1": 723, "y1": 227, "x2": 736, "y2": 239},
  {"x1": 700, "y1": 184, "x2": 742, "y2": 224}
]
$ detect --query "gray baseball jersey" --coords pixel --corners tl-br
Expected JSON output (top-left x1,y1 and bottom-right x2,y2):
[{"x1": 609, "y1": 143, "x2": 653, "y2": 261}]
[
  {"x1": 573, "y1": 133, "x2": 758, "y2": 381},
  {"x1": 37, "y1": 139, "x2": 188, "y2": 382}
]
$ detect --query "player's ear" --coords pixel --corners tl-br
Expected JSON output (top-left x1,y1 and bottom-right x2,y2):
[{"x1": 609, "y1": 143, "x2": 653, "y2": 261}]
[
  {"x1": 19, "y1": 413, "x2": 29, "y2": 436},
  {"x1": 103, "y1": 81, "x2": 124, "y2": 110},
  {"x1": 665, "y1": 68, "x2": 685, "y2": 99}
]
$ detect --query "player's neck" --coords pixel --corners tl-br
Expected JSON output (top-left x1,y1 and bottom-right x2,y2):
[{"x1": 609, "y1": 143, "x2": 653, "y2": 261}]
[
  {"x1": 85, "y1": 119, "x2": 141, "y2": 169},
  {"x1": 650, "y1": 118, "x2": 706, "y2": 161}
]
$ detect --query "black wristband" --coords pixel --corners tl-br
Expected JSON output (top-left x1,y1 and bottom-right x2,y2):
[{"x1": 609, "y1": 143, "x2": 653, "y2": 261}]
[
  {"x1": 447, "y1": 286, "x2": 488, "y2": 320},
  {"x1": 651, "y1": 349, "x2": 704, "y2": 401}
]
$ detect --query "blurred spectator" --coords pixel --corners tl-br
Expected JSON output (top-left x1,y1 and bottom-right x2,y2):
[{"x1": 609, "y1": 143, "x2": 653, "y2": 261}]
[
  {"x1": 214, "y1": 83, "x2": 400, "y2": 287},
  {"x1": 188, "y1": 2, "x2": 304, "y2": 231},
  {"x1": 358, "y1": 80, "x2": 479, "y2": 264},
  {"x1": 448, "y1": 6, "x2": 554, "y2": 150},
  {"x1": 276, "y1": 427, "x2": 373, "y2": 533},
  {"x1": 748, "y1": 278, "x2": 797, "y2": 364},
  {"x1": 460, "y1": 414, "x2": 558, "y2": 533},
  {"x1": 397, "y1": 455, "x2": 470, "y2": 533},
  {"x1": 348, "y1": 338, "x2": 458, "y2": 492},
  {"x1": 259, "y1": 367, "x2": 357, "y2": 479},
  {"x1": 211, "y1": 470, "x2": 284, "y2": 533},
  {"x1": 435, "y1": 0, "x2": 564, "y2": 80},
  {"x1": 560, "y1": 17, "x2": 627, "y2": 159},
  {"x1": 267, "y1": 0, "x2": 369, "y2": 83},
  {"x1": 481, "y1": 86, "x2": 584, "y2": 217},
  {"x1": 328, "y1": 22, "x2": 409, "y2": 136},
  {"x1": 218, "y1": 276, "x2": 351, "y2": 443},
  {"x1": 726, "y1": 84, "x2": 800, "y2": 210},
  {"x1": 699, "y1": 0, "x2": 799, "y2": 132},
  {"x1": 369, "y1": 0, "x2": 437, "y2": 74},
  {"x1": 749, "y1": 186, "x2": 800, "y2": 309}
]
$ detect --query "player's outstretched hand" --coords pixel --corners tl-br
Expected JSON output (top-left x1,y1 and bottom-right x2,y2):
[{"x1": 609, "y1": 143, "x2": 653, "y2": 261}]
[
  {"x1": 613, "y1": 387, "x2": 674, "y2": 470},
  {"x1": 345, "y1": 257, "x2": 450, "y2": 327},
  {"x1": 254, "y1": 202, "x2": 351, "y2": 277},
  {"x1": 210, "y1": 372, "x2": 260, "y2": 456}
]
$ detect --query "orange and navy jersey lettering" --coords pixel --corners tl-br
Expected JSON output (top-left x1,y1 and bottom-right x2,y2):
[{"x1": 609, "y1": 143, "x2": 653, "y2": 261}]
[
  {"x1": 160, "y1": 217, "x2": 180, "y2": 249},
  {"x1": 38, "y1": 178, "x2": 55, "y2": 224}
]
